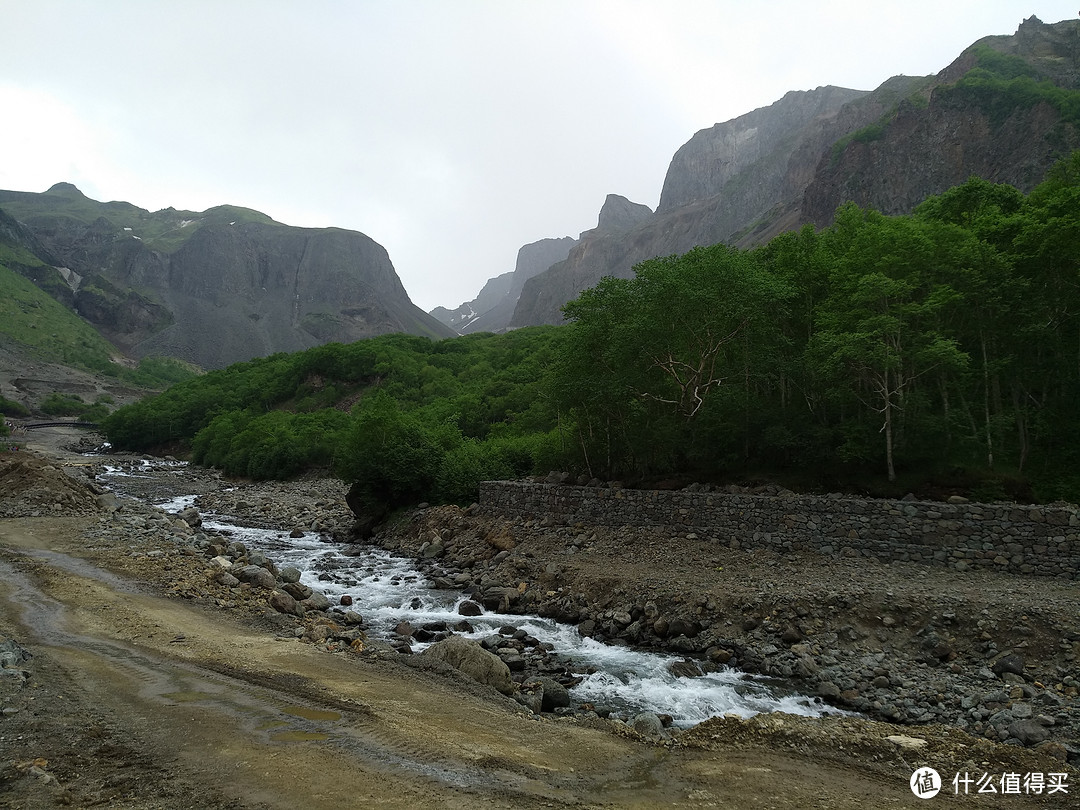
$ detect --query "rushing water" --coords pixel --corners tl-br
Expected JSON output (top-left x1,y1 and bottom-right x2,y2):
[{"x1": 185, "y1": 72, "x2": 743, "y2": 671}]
[{"x1": 105, "y1": 462, "x2": 842, "y2": 729}]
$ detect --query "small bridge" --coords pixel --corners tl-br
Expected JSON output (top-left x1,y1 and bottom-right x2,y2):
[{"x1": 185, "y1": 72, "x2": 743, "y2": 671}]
[{"x1": 22, "y1": 422, "x2": 100, "y2": 430}]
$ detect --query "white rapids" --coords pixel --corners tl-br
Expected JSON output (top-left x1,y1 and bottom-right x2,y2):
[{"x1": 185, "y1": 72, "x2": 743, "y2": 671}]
[{"x1": 145, "y1": 490, "x2": 843, "y2": 729}]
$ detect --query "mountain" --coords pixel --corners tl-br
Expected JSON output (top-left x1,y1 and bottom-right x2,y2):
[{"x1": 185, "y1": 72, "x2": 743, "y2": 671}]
[
  {"x1": 506, "y1": 15, "x2": 1080, "y2": 327},
  {"x1": 430, "y1": 235, "x2": 576, "y2": 334},
  {"x1": 509, "y1": 84, "x2": 877, "y2": 326},
  {"x1": 801, "y1": 15, "x2": 1080, "y2": 226},
  {"x1": 0, "y1": 183, "x2": 454, "y2": 369}
]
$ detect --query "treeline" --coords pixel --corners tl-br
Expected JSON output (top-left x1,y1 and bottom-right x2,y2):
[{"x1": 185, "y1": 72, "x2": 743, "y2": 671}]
[{"x1": 105, "y1": 153, "x2": 1080, "y2": 505}]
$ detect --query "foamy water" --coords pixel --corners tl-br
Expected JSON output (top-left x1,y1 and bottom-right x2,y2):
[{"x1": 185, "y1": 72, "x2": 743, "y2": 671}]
[{"x1": 107, "y1": 464, "x2": 841, "y2": 727}]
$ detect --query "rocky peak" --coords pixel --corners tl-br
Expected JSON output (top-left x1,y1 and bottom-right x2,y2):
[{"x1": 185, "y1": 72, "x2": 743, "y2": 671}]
[
  {"x1": 509, "y1": 86, "x2": 872, "y2": 328},
  {"x1": 801, "y1": 17, "x2": 1080, "y2": 228},
  {"x1": 45, "y1": 182, "x2": 86, "y2": 198},
  {"x1": 0, "y1": 185, "x2": 453, "y2": 369},
  {"x1": 594, "y1": 194, "x2": 653, "y2": 233}
]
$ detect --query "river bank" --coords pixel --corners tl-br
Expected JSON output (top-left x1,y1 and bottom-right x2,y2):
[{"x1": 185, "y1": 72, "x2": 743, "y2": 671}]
[
  {"x1": 185, "y1": 464, "x2": 1080, "y2": 757},
  {"x1": 1, "y1": 427, "x2": 1077, "y2": 807}
]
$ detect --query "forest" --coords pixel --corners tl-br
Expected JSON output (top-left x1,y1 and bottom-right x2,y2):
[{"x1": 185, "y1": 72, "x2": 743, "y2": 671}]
[{"x1": 103, "y1": 152, "x2": 1080, "y2": 509}]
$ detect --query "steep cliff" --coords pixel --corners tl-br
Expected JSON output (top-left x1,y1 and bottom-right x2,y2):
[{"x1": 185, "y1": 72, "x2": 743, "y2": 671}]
[
  {"x1": 802, "y1": 16, "x2": 1080, "y2": 225},
  {"x1": 510, "y1": 16, "x2": 1080, "y2": 327},
  {"x1": 511, "y1": 86, "x2": 875, "y2": 326},
  {"x1": 431, "y1": 236, "x2": 576, "y2": 334},
  {"x1": 0, "y1": 184, "x2": 453, "y2": 369}
]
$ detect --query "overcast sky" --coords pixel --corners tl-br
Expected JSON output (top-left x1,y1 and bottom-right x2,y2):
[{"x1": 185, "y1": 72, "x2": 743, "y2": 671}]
[{"x1": 2, "y1": 2, "x2": 1077, "y2": 312}]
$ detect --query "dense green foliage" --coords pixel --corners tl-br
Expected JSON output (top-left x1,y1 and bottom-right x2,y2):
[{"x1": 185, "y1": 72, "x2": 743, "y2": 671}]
[
  {"x1": 938, "y1": 45, "x2": 1080, "y2": 126},
  {"x1": 40, "y1": 393, "x2": 89, "y2": 417},
  {"x1": 105, "y1": 328, "x2": 567, "y2": 501},
  {"x1": 104, "y1": 153, "x2": 1080, "y2": 505},
  {"x1": 38, "y1": 392, "x2": 113, "y2": 422},
  {"x1": 0, "y1": 395, "x2": 29, "y2": 417},
  {"x1": 554, "y1": 156, "x2": 1080, "y2": 500},
  {"x1": 0, "y1": 259, "x2": 124, "y2": 374}
]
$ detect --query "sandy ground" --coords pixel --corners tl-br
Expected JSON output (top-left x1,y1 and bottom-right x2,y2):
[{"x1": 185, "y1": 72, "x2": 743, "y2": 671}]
[{"x1": 0, "y1": 426, "x2": 1075, "y2": 808}]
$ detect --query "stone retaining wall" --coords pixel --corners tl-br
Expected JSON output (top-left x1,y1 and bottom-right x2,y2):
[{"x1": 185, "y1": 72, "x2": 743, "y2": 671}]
[{"x1": 479, "y1": 481, "x2": 1080, "y2": 580}]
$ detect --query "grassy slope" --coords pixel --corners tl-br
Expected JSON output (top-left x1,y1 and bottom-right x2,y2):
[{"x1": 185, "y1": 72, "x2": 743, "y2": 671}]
[{"x1": 0, "y1": 246, "x2": 124, "y2": 372}]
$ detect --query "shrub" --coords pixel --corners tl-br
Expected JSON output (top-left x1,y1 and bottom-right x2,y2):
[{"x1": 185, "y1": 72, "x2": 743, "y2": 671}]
[
  {"x1": 435, "y1": 440, "x2": 514, "y2": 505},
  {"x1": 40, "y1": 392, "x2": 86, "y2": 416},
  {"x1": 0, "y1": 395, "x2": 29, "y2": 417}
]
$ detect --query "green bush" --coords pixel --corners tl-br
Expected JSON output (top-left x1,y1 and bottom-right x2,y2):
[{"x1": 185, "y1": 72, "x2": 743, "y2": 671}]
[
  {"x1": 334, "y1": 392, "x2": 462, "y2": 513},
  {"x1": 78, "y1": 403, "x2": 111, "y2": 423},
  {"x1": 40, "y1": 392, "x2": 86, "y2": 417},
  {"x1": 435, "y1": 439, "x2": 515, "y2": 505},
  {"x1": 0, "y1": 395, "x2": 29, "y2": 417}
]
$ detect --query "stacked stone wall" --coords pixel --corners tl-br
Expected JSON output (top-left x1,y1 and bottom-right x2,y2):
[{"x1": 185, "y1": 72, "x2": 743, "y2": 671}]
[{"x1": 478, "y1": 481, "x2": 1080, "y2": 580}]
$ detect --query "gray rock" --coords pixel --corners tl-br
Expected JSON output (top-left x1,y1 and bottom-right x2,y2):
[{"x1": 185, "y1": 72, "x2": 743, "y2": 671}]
[
  {"x1": 992, "y1": 653, "x2": 1025, "y2": 677},
  {"x1": 1009, "y1": 719, "x2": 1051, "y2": 746},
  {"x1": 457, "y1": 599, "x2": 483, "y2": 617},
  {"x1": 0, "y1": 639, "x2": 32, "y2": 669},
  {"x1": 523, "y1": 676, "x2": 570, "y2": 711},
  {"x1": 817, "y1": 681, "x2": 841, "y2": 699},
  {"x1": 235, "y1": 564, "x2": 276, "y2": 589},
  {"x1": 340, "y1": 610, "x2": 364, "y2": 626},
  {"x1": 667, "y1": 617, "x2": 699, "y2": 638},
  {"x1": 515, "y1": 685, "x2": 544, "y2": 714},
  {"x1": 215, "y1": 571, "x2": 240, "y2": 587},
  {"x1": 282, "y1": 582, "x2": 313, "y2": 601},
  {"x1": 1011, "y1": 703, "x2": 1033, "y2": 720},
  {"x1": 421, "y1": 636, "x2": 515, "y2": 696},
  {"x1": 279, "y1": 566, "x2": 302, "y2": 583},
  {"x1": 629, "y1": 712, "x2": 666, "y2": 740},
  {"x1": 495, "y1": 648, "x2": 526, "y2": 671},
  {"x1": 267, "y1": 590, "x2": 302, "y2": 617},
  {"x1": 301, "y1": 592, "x2": 331, "y2": 612}
]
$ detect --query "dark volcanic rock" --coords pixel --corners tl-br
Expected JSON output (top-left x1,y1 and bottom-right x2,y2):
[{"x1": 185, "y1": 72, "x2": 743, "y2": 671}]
[{"x1": 802, "y1": 17, "x2": 1080, "y2": 228}]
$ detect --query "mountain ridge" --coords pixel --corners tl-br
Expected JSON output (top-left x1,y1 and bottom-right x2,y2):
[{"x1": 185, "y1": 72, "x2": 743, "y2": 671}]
[{"x1": 0, "y1": 185, "x2": 454, "y2": 370}]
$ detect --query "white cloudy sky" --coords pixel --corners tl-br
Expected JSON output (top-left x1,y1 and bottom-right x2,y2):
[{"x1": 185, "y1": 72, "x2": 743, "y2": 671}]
[{"x1": 1, "y1": 1, "x2": 1076, "y2": 312}]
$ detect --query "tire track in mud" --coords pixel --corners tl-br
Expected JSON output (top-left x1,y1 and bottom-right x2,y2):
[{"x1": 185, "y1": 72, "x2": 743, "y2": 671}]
[{"x1": 0, "y1": 547, "x2": 658, "y2": 807}]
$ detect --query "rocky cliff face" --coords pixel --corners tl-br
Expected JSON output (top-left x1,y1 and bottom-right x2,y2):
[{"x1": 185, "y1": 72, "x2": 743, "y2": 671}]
[
  {"x1": 802, "y1": 16, "x2": 1080, "y2": 226},
  {"x1": 511, "y1": 86, "x2": 874, "y2": 326},
  {"x1": 0, "y1": 184, "x2": 454, "y2": 369},
  {"x1": 510, "y1": 16, "x2": 1080, "y2": 327},
  {"x1": 430, "y1": 236, "x2": 576, "y2": 334}
]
